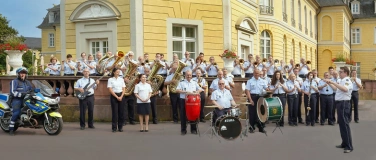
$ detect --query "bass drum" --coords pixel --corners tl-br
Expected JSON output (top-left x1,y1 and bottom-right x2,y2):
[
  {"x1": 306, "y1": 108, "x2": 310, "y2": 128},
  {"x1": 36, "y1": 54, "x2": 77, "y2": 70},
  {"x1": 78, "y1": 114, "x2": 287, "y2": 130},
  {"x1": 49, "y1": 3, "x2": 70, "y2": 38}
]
[
  {"x1": 215, "y1": 116, "x2": 242, "y2": 140},
  {"x1": 257, "y1": 97, "x2": 283, "y2": 123}
]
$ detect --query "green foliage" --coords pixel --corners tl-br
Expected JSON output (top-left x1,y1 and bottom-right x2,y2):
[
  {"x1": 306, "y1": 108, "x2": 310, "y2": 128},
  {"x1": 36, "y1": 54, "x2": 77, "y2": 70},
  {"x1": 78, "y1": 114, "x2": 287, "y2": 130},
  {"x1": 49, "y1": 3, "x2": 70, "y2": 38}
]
[
  {"x1": 22, "y1": 50, "x2": 33, "y2": 68},
  {"x1": 0, "y1": 51, "x2": 6, "y2": 71},
  {"x1": 0, "y1": 14, "x2": 19, "y2": 44}
]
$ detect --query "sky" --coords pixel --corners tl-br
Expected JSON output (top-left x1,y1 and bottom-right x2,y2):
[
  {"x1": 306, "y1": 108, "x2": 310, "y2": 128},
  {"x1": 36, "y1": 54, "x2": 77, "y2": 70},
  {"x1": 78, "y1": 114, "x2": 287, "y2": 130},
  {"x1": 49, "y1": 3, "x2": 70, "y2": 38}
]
[{"x1": 0, "y1": 0, "x2": 60, "y2": 38}]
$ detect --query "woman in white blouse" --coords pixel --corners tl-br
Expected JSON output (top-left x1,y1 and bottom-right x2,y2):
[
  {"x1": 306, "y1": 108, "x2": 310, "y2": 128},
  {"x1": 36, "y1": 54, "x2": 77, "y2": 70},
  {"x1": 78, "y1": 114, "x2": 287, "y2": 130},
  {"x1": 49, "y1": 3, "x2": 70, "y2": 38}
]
[
  {"x1": 268, "y1": 70, "x2": 289, "y2": 126},
  {"x1": 192, "y1": 57, "x2": 206, "y2": 77},
  {"x1": 134, "y1": 74, "x2": 152, "y2": 132},
  {"x1": 107, "y1": 68, "x2": 126, "y2": 132},
  {"x1": 232, "y1": 58, "x2": 243, "y2": 77}
]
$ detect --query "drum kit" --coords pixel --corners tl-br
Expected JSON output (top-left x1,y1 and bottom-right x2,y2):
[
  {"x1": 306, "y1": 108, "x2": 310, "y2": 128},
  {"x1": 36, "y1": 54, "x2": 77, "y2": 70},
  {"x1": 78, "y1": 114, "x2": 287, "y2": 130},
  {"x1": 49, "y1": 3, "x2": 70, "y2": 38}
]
[{"x1": 203, "y1": 96, "x2": 284, "y2": 142}]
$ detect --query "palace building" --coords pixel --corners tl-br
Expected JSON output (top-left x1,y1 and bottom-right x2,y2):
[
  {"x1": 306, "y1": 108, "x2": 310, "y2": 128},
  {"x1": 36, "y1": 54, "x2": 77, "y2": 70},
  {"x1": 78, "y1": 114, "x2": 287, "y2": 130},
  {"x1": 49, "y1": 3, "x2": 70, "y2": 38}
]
[{"x1": 38, "y1": 0, "x2": 376, "y2": 79}]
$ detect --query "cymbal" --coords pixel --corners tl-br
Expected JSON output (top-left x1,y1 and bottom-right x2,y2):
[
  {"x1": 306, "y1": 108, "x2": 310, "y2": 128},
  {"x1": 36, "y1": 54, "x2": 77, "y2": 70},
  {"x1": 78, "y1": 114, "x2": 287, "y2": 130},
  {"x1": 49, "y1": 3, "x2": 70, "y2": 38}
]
[{"x1": 205, "y1": 105, "x2": 217, "y2": 108}]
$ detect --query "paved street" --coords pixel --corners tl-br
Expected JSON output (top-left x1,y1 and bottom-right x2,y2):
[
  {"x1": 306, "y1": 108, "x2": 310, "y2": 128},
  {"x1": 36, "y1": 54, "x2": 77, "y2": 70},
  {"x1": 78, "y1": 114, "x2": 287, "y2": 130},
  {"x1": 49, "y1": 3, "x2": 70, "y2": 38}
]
[{"x1": 0, "y1": 101, "x2": 375, "y2": 160}]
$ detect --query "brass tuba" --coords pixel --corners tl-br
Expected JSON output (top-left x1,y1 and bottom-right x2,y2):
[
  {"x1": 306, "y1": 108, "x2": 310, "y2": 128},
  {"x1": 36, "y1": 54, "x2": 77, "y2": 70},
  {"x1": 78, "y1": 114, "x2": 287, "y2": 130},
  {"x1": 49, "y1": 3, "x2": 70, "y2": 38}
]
[
  {"x1": 147, "y1": 61, "x2": 164, "y2": 96},
  {"x1": 168, "y1": 60, "x2": 187, "y2": 93},
  {"x1": 123, "y1": 60, "x2": 140, "y2": 96},
  {"x1": 96, "y1": 53, "x2": 111, "y2": 75}
]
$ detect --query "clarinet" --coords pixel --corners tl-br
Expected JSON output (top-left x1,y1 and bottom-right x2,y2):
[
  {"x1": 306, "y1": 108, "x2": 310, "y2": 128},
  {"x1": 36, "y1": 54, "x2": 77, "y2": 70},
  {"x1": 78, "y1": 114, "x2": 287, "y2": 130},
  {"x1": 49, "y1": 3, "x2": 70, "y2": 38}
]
[{"x1": 307, "y1": 77, "x2": 313, "y2": 116}]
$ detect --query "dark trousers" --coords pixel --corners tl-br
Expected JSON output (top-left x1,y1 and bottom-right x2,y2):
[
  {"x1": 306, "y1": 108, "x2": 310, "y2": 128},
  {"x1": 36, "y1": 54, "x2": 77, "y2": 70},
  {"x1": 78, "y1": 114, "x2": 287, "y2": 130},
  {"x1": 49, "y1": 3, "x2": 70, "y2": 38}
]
[
  {"x1": 79, "y1": 95, "x2": 94, "y2": 127},
  {"x1": 110, "y1": 94, "x2": 124, "y2": 130},
  {"x1": 199, "y1": 92, "x2": 206, "y2": 120},
  {"x1": 123, "y1": 95, "x2": 135, "y2": 123},
  {"x1": 245, "y1": 73, "x2": 253, "y2": 79},
  {"x1": 332, "y1": 93, "x2": 337, "y2": 122},
  {"x1": 337, "y1": 100, "x2": 353, "y2": 150},
  {"x1": 233, "y1": 75, "x2": 241, "y2": 77},
  {"x1": 287, "y1": 94, "x2": 298, "y2": 124},
  {"x1": 248, "y1": 95, "x2": 264, "y2": 130},
  {"x1": 169, "y1": 93, "x2": 180, "y2": 122},
  {"x1": 298, "y1": 92, "x2": 303, "y2": 122},
  {"x1": 304, "y1": 94, "x2": 317, "y2": 125},
  {"x1": 179, "y1": 98, "x2": 197, "y2": 132},
  {"x1": 315, "y1": 93, "x2": 320, "y2": 121},
  {"x1": 150, "y1": 96, "x2": 157, "y2": 122},
  {"x1": 350, "y1": 91, "x2": 359, "y2": 121},
  {"x1": 299, "y1": 74, "x2": 307, "y2": 79},
  {"x1": 212, "y1": 108, "x2": 230, "y2": 124},
  {"x1": 76, "y1": 72, "x2": 83, "y2": 76},
  {"x1": 320, "y1": 94, "x2": 334, "y2": 124},
  {"x1": 273, "y1": 94, "x2": 286, "y2": 125},
  {"x1": 267, "y1": 75, "x2": 273, "y2": 78}
]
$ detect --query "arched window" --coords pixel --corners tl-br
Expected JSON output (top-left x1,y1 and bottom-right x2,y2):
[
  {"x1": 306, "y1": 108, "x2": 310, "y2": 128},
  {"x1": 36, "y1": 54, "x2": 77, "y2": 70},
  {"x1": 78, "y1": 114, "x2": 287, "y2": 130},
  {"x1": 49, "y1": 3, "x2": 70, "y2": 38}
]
[
  {"x1": 260, "y1": 31, "x2": 271, "y2": 59},
  {"x1": 309, "y1": 11, "x2": 312, "y2": 37},
  {"x1": 298, "y1": 0, "x2": 301, "y2": 30},
  {"x1": 291, "y1": 0, "x2": 295, "y2": 26},
  {"x1": 304, "y1": 6, "x2": 307, "y2": 34}
]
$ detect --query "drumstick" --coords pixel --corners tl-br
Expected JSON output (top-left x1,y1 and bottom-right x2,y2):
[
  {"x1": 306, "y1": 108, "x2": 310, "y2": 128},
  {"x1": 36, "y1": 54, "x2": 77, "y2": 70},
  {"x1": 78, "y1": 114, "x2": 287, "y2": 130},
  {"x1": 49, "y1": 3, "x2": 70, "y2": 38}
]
[{"x1": 307, "y1": 107, "x2": 311, "y2": 116}]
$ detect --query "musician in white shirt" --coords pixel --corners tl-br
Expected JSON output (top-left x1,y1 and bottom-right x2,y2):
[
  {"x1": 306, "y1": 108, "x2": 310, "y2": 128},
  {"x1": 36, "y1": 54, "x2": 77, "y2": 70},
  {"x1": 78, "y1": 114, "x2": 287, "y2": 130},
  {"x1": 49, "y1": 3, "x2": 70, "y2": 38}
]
[
  {"x1": 286, "y1": 74, "x2": 301, "y2": 126},
  {"x1": 181, "y1": 51, "x2": 194, "y2": 75},
  {"x1": 84, "y1": 54, "x2": 97, "y2": 76},
  {"x1": 134, "y1": 74, "x2": 153, "y2": 132},
  {"x1": 107, "y1": 68, "x2": 126, "y2": 132},
  {"x1": 74, "y1": 68, "x2": 100, "y2": 130},
  {"x1": 206, "y1": 56, "x2": 219, "y2": 77}
]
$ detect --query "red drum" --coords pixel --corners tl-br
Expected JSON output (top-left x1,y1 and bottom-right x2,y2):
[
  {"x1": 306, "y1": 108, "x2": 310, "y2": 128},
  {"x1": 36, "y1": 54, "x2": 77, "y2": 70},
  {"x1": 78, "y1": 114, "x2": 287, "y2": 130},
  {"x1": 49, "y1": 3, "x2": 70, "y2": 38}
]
[{"x1": 185, "y1": 93, "x2": 201, "y2": 121}]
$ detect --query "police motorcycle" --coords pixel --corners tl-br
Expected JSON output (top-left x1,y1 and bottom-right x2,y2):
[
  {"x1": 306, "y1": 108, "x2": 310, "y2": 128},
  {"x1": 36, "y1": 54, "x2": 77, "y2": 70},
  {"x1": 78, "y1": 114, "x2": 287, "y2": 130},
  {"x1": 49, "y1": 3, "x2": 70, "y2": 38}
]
[{"x1": 0, "y1": 80, "x2": 63, "y2": 135}]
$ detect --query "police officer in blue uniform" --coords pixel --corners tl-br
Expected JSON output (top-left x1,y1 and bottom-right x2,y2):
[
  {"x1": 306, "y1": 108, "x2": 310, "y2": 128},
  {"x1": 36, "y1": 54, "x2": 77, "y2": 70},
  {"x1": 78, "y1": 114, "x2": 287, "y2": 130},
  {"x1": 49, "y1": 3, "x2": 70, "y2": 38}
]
[
  {"x1": 245, "y1": 69, "x2": 267, "y2": 133},
  {"x1": 176, "y1": 70, "x2": 203, "y2": 135},
  {"x1": 318, "y1": 72, "x2": 336, "y2": 125},
  {"x1": 9, "y1": 67, "x2": 33, "y2": 136},
  {"x1": 324, "y1": 67, "x2": 353, "y2": 153}
]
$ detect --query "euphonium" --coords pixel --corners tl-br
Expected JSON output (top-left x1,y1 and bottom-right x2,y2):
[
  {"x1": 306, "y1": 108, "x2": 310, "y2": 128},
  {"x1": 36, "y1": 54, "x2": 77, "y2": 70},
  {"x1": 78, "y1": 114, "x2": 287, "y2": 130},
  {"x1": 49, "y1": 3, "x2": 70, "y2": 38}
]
[
  {"x1": 123, "y1": 60, "x2": 140, "y2": 96},
  {"x1": 96, "y1": 52, "x2": 111, "y2": 74},
  {"x1": 147, "y1": 61, "x2": 164, "y2": 96},
  {"x1": 168, "y1": 60, "x2": 187, "y2": 93}
]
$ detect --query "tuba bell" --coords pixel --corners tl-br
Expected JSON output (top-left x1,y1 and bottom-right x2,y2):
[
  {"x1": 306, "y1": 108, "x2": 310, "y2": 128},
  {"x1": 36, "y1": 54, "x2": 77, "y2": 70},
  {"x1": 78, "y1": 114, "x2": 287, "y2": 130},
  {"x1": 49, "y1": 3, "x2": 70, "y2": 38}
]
[
  {"x1": 168, "y1": 60, "x2": 187, "y2": 93},
  {"x1": 147, "y1": 61, "x2": 164, "y2": 96},
  {"x1": 123, "y1": 59, "x2": 140, "y2": 96}
]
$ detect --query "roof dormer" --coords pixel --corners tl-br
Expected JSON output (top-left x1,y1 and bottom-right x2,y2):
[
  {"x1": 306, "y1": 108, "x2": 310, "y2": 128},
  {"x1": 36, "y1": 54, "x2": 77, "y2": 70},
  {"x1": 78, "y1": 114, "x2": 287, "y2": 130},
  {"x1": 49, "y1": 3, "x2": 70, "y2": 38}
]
[
  {"x1": 48, "y1": 12, "x2": 55, "y2": 23},
  {"x1": 351, "y1": 0, "x2": 360, "y2": 14}
]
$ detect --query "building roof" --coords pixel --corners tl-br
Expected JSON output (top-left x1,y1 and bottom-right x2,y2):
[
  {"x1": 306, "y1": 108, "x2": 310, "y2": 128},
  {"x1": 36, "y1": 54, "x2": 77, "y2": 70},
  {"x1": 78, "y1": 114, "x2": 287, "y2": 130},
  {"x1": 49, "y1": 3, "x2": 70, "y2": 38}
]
[
  {"x1": 316, "y1": 0, "x2": 347, "y2": 7},
  {"x1": 37, "y1": 5, "x2": 60, "y2": 29},
  {"x1": 352, "y1": 0, "x2": 376, "y2": 19},
  {"x1": 24, "y1": 37, "x2": 41, "y2": 49}
]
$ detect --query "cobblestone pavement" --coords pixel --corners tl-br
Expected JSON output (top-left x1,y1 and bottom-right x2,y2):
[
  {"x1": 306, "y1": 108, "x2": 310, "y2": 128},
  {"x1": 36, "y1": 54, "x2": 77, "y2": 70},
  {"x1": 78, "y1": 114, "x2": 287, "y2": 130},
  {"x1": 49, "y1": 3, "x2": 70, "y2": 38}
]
[{"x1": 0, "y1": 100, "x2": 375, "y2": 160}]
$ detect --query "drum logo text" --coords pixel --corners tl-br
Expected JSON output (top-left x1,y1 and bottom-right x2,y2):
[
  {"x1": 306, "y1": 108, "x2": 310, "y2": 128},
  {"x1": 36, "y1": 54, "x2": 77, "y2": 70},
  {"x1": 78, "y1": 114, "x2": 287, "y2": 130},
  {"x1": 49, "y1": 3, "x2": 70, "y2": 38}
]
[
  {"x1": 272, "y1": 108, "x2": 277, "y2": 114},
  {"x1": 225, "y1": 119, "x2": 235, "y2": 122}
]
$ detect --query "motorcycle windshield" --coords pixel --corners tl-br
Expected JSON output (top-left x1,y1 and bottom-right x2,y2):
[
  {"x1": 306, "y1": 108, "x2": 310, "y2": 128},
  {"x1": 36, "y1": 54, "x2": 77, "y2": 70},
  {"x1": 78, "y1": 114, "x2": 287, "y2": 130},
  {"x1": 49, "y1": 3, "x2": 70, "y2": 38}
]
[{"x1": 31, "y1": 80, "x2": 57, "y2": 97}]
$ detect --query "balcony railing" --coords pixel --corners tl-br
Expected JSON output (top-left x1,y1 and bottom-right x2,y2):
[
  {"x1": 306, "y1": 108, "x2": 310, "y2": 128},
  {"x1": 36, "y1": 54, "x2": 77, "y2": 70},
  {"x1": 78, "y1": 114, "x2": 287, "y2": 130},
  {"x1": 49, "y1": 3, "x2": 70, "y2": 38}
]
[
  {"x1": 299, "y1": 23, "x2": 302, "y2": 31},
  {"x1": 305, "y1": 28, "x2": 308, "y2": 35},
  {"x1": 259, "y1": 5, "x2": 274, "y2": 15},
  {"x1": 283, "y1": 12, "x2": 288, "y2": 22},
  {"x1": 291, "y1": 18, "x2": 295, "y2": 27}
]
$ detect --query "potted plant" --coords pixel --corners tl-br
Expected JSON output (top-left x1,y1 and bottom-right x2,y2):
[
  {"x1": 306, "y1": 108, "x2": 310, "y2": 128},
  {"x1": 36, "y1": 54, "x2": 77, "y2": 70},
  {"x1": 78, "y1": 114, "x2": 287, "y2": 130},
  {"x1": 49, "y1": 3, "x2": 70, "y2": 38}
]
[
  {"x1": 219, "y1": 48, "x2": 238, "y2": 77},
  {"x1": 0, "y1": 37, "x2": 28, "y2": 75},
  {"x1": 332, "y1": 52, "x2": 347, "y2": 71}
]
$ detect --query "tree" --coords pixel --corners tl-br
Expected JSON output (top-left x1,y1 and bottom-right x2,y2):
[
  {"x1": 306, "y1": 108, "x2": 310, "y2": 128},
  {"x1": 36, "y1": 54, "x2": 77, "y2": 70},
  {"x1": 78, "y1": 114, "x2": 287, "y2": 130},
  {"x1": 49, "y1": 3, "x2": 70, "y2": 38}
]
[
  {"x1": 0, "y1": 14, "x2": 18, "y2": 44},
  {"x1": 22, "y1": 50, "x2": 33, "y2": 69}
]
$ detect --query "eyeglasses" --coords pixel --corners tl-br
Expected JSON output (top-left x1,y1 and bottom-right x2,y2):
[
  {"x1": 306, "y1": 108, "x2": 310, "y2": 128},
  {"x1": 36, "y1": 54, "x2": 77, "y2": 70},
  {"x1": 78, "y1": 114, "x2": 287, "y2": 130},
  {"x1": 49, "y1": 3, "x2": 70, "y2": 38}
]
[
  {"x1": 219, "y1": 83, "x2": 225, "y2": 85},
  {"x1": 339, "y1": 71, "x2": 344, "y2": 73}
]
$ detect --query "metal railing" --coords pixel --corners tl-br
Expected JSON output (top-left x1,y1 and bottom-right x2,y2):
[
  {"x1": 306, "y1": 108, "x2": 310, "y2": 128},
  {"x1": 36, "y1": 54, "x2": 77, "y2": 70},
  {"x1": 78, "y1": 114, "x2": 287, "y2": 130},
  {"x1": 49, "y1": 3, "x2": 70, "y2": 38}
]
[
  {"x1": 283, "y1": 12, "x2": 288, "y2": 22},
  {"x1": 260, "y1": 5, "x2": 274, "y2": 15}
]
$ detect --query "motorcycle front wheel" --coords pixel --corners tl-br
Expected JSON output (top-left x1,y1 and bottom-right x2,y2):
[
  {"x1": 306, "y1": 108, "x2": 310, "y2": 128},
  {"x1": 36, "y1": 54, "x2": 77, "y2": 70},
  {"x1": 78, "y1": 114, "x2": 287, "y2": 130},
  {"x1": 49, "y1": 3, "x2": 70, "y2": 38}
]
[
  {"x1": 0, "y1": 113, "x2": 19, "y2": 133},
  {"x1": 43, "y1": 117, "x2": 63, "y2": 135}
]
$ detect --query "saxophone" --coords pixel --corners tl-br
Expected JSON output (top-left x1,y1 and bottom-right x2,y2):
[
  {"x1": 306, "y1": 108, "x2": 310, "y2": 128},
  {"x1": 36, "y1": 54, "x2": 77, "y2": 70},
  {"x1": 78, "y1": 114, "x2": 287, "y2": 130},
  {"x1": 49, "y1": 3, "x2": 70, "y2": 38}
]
[
  {"x1": 147, "y1": 61, "x2": 164, "y2": 96},
  {"x1": 168, "y1": 60, "x2": 187, "y2": 93},
  {"x1": 123, "y1": 60, "x2": 140, "y2": 96}
]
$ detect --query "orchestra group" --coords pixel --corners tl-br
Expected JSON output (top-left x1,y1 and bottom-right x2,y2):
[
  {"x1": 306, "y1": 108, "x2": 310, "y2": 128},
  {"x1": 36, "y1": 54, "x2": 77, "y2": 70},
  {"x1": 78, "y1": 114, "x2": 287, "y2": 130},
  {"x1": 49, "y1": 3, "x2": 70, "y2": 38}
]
[{"x1": 44, "y1": 51, "x2": 360, "y2": 152}]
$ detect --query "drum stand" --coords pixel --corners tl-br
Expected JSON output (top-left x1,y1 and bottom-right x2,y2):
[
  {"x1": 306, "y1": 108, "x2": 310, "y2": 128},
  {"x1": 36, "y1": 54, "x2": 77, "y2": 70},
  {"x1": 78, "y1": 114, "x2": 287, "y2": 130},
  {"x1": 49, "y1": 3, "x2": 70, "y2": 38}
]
[
  {"x1": 272, "y1": 120, "x2": 283, "y2": 134},
  {"x1": 203, "y1": 111, "x2": 221, "y2": 142}
]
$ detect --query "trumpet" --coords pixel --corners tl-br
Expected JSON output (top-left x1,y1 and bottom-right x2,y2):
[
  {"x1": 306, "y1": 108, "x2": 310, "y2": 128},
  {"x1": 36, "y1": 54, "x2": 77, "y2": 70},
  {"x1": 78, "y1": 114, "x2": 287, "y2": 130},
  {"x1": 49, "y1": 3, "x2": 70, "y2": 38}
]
[
  {"x1": 141, "y1": 62, "x2": 145, "y2": 66},
  {"x1": 306, "y1": 60, "x2": 311, "y2": 64},
  {"x1": 213, "y1": 62, "x2": 217, "y2": 66},
  {"x1": 274, "y1": 59, "x2": 279, "y2": 64},
  {"x1": 239, "y1": 58, "x2": 244, "y2": 65},
  {"x1": 295, "y1": 64, "x2": 300, "y2": 68},
  {"x1": 262, "y1": 58, "x2": 267, "y2": 62},
  {"x1": 284, "y1": 65, "x2": 289, "y2": 70},
  {"x1": 253, "y1": 61, "x2": 259, "y2": 66},
  {"x1": 145, "y1": 59, "x2": 149, "y2": 64}
]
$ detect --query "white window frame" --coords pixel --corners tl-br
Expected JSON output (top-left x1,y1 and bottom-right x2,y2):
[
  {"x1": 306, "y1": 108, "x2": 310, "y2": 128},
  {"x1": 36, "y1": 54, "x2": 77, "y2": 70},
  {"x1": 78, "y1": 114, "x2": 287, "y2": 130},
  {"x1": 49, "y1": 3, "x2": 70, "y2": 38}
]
[
  {"x1": 172, "y1": 25, "x2": 197, "y2": 59},
  {"x1": 351, "y1": 1, "x2": 360, "y2": 14},
  {"x1": 167, "y1": 18, "x2": 203, "y2": 62},
  {"x1": 49, "y1": 12, "x2": 54, "y2": 23},
  {"x1": 260, "y1": 31, "x2": 271, "y2": 59},
  {"x1": 353, "y1": 62, "x2": 360, "y2": 78},
  {"x1": 351, "y1": 28, "x2": 361, "y2": 44},
  {"x1": 48, "y1": 33, "x2": 54, "y2": 47},
  {"x1": 89, "y1": 40, "x2": 109, "y2": 59}
]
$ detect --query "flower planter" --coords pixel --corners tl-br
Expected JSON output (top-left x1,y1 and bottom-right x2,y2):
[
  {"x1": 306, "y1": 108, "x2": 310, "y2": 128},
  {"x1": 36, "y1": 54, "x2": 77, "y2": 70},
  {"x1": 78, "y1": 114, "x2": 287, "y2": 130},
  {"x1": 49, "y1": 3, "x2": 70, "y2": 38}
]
[
  {"x1": 5, "y1": 50, "x2": 25, "y2": 76},
  {"x1": 222, "y1": 57, "x2": 235, "y2": 77},
  {"x1": 333, "y1": 62, "x2": 346, "y2": 72}
]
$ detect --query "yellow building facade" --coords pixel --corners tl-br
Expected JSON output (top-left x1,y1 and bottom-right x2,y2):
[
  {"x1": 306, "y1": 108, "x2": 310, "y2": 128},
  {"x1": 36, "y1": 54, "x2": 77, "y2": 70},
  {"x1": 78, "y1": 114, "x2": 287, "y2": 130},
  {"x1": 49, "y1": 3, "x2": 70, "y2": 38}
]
[{"x1": 38, "y1": 0, "x2": 376, "y2": 78}]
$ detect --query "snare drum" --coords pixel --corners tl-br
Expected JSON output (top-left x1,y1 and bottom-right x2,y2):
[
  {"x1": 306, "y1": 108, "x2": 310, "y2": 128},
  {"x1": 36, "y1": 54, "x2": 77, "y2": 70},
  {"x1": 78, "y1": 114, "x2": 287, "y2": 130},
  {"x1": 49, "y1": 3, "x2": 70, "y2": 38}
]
[
  {"x1": 228, "y1": 108, "x2": 241, "y2": 117},
  {"x1": 185, "y1": 93, "x2": 201, "y2": 121},
  {"x1": 257, "y1": 97, "x2": 283, "y2": 123},
  {"x1": 215, "y1": 116, "x2": 242, "y2": 140}
]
